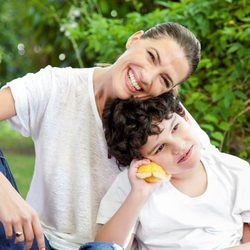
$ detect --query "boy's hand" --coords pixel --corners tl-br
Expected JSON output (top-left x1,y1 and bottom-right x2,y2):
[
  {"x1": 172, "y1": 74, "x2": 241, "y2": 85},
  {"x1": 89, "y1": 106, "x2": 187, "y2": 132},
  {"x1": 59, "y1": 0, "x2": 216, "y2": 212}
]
[
  {"x1": 0, "y1": 173, "x2": 45, "y2": 250},
  {"x1": 128, "y1": 159, "x2": 160, "y2": 196}
]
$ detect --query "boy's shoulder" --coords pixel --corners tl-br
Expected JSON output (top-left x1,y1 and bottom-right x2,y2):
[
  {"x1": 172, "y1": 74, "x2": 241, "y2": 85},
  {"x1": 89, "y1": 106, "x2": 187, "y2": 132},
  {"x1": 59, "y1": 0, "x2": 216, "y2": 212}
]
[
  {"x1": 202, "y1": 147, "x2": 250, "y2": 178},
  {"x1": 112, "y1": 168, "x2": 131, "y2": 189}
]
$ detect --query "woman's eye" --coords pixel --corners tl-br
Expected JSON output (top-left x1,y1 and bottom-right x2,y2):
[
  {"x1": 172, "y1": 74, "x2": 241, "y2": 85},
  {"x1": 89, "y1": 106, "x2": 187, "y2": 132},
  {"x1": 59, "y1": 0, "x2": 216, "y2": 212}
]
[
  {"x1": 162, "y1": 77, "x2": 170, "y2": 89},
  {"x1": 155, "y1": 144, "x2": 165, "y2": 154},
  {"x1": 148, "y1": 51, "x2": 155, "y2": 62}
]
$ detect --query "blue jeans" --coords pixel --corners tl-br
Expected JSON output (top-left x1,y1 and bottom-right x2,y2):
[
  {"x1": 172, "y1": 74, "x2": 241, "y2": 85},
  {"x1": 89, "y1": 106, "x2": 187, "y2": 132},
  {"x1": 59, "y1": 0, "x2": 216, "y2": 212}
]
[
  {"x1": 80, "y1": 241, "x2": 123, "y2": 250},
  {"x1": 0, "y1": 149, "x2": 52, "y2": 250}
]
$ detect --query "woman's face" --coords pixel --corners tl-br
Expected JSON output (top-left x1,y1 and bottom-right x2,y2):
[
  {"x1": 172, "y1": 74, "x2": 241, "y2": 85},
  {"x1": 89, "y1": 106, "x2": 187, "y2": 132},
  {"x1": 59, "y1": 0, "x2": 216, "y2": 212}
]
[{"x1": 110, "y1": 32, "x2": 190, "y2": 100}]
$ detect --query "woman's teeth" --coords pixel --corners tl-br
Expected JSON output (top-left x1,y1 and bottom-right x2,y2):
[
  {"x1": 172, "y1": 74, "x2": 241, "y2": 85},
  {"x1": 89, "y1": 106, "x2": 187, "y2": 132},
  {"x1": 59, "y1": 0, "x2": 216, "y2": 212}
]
[{"x1": 128, "y1": 70, "x2": 141, "y2": 91}]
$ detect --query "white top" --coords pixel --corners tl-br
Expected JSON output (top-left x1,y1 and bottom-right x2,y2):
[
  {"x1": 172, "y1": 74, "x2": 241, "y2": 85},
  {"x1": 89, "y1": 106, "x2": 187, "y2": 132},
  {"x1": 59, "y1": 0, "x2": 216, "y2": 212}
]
[
  {"x1": 97, "y1": 149, "x2": 250, "y2": 250},
  {"x1": 3, "y1": 65, "x2": 211, "y2": 249},
  {"x1": 5, "y1": 66, "x2": 120, "y2": 249}
]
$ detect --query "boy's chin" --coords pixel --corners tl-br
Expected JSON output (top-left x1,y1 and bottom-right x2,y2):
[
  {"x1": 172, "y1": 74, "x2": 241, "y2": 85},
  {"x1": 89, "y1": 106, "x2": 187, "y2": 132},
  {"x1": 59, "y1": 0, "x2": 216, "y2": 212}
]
[{"x1": 187, "y1": 143, "x2": 202, "y2": 167}]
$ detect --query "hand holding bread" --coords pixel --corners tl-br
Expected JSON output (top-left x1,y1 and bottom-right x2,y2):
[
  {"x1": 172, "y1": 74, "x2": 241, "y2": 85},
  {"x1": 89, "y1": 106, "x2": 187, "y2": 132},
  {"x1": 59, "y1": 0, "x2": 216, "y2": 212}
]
[{"x1": 136, "y1": 162, "x2": 171, "y2": 183}]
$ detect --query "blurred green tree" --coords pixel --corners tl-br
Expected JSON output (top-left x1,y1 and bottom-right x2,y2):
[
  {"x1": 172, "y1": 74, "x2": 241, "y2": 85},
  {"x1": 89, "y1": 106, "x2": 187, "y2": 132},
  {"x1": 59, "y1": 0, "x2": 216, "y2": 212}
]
[{"x1": 0, "y1": 0, "x2": 249, "y2": 160}]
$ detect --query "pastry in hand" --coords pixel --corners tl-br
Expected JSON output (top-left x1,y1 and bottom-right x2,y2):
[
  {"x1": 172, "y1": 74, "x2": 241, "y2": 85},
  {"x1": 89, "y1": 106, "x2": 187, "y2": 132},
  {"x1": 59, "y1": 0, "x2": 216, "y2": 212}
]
[{"x1": 136, "y1": 162, "x2": 171, "y2": 183}]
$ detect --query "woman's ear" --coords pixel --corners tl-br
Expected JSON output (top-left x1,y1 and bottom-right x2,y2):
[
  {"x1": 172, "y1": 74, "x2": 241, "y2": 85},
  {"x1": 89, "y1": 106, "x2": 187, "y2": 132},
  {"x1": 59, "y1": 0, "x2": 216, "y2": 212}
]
[{"x1": 126, "y1": 30, "x2": 144, "y2": 49}]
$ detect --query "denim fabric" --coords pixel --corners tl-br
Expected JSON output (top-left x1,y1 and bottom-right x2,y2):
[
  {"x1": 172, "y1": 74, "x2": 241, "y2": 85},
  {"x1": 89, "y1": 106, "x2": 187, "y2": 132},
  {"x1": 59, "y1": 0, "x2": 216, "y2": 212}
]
[
  {"x1": 79, "y1": 241, "x2": 123, "y2": 250},
  {"x1": 0, "y1": 150, "x2": 52, "y2": 250}
]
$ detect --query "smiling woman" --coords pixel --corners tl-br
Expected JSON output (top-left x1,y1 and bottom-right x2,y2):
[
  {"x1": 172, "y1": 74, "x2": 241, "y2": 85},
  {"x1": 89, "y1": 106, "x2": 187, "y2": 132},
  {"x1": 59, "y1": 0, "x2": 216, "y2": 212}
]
[
  {"x1": 0, "y1": 22, "x2": 203, "y2": 250},
  {"x1": 104, "y1": 22, "x2": 199, "y2": 102},
  {"x1": 120, "y1": 37, "x2": 190, "y2": 98}
]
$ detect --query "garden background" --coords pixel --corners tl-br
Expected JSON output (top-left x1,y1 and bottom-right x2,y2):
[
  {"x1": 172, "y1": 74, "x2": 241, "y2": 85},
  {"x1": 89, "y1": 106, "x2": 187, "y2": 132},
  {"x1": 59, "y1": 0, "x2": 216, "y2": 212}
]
[{"x1": 0, "y1": 0, "x2": 249, "y2": 198}]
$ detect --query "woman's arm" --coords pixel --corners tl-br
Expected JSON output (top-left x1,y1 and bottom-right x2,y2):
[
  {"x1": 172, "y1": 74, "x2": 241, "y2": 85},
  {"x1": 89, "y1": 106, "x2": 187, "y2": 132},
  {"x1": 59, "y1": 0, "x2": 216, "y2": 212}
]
[
  {"x1": 0, "y1": 173, "x2": 45, "y2": 249},
  {"x1": 0, "y1": 88, "x2": 45, "y2": 250},
  {"x1": 0, "y1": 88, "x2": 16, "y2": 120}
]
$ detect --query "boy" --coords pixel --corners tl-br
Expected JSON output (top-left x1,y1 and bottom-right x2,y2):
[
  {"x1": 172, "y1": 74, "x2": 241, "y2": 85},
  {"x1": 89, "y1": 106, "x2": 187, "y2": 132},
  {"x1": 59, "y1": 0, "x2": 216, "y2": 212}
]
[{"x1": 95, "y1": 92, "x2": 250, "y2": 250}]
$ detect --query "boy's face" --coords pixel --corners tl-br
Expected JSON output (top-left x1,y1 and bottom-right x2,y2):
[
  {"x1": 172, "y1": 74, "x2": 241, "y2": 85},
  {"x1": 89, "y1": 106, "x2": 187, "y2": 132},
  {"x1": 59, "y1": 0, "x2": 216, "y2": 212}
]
[{"x1": 140, "y1": 113, "x2": 201, "y2": 176}]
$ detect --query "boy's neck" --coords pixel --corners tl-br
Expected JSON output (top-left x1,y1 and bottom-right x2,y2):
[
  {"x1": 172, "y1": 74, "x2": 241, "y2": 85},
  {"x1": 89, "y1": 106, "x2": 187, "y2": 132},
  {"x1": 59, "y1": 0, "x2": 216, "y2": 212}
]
[{"x1": 170, "y1": 161, "x2": 207, "y2": 198}]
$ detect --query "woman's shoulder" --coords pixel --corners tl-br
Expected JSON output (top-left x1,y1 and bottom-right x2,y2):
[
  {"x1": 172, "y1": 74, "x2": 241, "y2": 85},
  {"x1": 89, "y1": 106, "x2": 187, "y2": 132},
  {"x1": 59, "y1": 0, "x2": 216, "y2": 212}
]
[{"x1": 47, "y1": 66, "x2": 95, "y2": 80}]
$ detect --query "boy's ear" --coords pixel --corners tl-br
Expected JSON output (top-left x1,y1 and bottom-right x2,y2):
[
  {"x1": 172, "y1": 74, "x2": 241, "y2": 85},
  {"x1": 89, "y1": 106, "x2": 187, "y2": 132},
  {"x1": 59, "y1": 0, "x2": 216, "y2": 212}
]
[
  {"x1": 184, "y1": 113, "x2": 191, "y2": 123},
  {"x1": 126, "y1": 30, "x2": 144, "y2": 49}
]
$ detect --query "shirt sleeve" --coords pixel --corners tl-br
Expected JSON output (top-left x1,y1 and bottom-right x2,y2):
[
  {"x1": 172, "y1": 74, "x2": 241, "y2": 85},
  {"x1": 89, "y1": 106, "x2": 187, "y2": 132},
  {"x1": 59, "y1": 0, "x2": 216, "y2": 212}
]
[
  {"x1": 218, "y1": 152, "x2": 250, "y2": 223},
  {"x1": 97, "y1": 169, "x2": 131, "y2": 225},
  {"x1": 2, "y1": 66, "x2": 72, "y2": 138},
  {"x1": 96, "y1": 169, "x2": 139, "y2": 236},
  {"x1": 236, "y1": 160, "x2": 250, "y2": 223},
  {"x1": 181, "y1": 103, "x2": 220, "y2": 152}
]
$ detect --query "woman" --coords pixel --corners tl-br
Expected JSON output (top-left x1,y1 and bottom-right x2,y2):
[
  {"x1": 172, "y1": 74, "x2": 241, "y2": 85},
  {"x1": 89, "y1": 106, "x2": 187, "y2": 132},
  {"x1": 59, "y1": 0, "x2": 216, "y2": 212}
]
[{"x1": 0, "y1": 22, "x2": 205, "y2": 250}]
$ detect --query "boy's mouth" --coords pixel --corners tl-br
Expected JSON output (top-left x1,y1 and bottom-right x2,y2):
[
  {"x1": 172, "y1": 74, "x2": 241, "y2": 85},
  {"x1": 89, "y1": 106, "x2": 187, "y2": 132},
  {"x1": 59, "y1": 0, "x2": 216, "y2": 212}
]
[{"x1": 177, "y1": 145, "x2": 193, "y2": 164}]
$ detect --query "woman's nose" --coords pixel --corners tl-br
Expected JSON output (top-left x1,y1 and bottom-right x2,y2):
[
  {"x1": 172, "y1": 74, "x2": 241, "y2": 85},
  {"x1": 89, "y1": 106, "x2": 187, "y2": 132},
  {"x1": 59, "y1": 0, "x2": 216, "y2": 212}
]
[
  {"x1": 140, "y1": 74, "x2": 153, "y2": 90},
  {"x1": 140, "y1": 68, "x2": 157, "y2": 90}
]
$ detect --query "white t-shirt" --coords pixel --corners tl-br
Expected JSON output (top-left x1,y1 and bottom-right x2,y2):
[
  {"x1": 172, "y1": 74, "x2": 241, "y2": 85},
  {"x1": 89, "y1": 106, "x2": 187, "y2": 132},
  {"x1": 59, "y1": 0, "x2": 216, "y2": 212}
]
[
  {"x1": 3, "y1": 65, "x2": 211, "y2": 249},
  {"x1": 97, "y1": 150, "x2": 250, "y2": 250},
  {"x1": 4, "y1": 66, "x2": 121, "y2": 249}
]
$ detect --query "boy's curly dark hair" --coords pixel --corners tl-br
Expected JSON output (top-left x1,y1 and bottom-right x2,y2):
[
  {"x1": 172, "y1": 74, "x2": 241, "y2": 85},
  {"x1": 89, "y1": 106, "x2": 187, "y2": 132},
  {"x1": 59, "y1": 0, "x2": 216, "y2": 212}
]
[{"x1": 102, "y1": 92, "x2": 185, "y2": 168}]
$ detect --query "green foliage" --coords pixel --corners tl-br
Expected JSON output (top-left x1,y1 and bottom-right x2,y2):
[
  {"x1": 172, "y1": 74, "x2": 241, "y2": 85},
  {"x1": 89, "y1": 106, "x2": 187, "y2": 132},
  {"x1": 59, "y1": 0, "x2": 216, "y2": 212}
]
[
  {"x1": 0, "y1": 122, "x2": 34, "y2": 154},
  {"x1": 51, "y1": 0, "x2": 250, "y2": 159},
  {"x1": 176, "y1": 0, "x2": 250, "y2": 158},
  {"x1": 0, "y1": 0, "x2": 249, "y2": 160},
  {"x1": 5, "y1": 152, "x2": 35, "y2": 198}
]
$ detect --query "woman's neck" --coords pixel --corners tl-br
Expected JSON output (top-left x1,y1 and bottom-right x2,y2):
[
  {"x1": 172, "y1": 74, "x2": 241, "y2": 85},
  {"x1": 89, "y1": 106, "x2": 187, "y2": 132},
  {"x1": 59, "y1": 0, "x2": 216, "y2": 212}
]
[{"x1": 93, "y1": 66, "x2": 113, "y2": 117}]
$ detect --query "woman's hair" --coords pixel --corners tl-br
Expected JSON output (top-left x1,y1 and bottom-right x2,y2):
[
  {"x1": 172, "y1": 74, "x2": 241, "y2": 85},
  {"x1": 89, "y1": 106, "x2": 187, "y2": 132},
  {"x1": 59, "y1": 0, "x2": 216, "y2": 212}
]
[
  {"x1": 141, "y1": 22, "x2": 201, "y2": 82},
  {"x1": 102, "y1": 92, "x2": 185, "y2": 168}
]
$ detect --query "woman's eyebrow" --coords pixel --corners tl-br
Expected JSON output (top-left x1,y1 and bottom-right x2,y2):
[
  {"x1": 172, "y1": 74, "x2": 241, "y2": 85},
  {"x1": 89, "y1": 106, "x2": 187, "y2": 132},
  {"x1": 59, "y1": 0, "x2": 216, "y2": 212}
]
[{"x1": 150, "y1": 47, "x2": 173, "y2": 84}]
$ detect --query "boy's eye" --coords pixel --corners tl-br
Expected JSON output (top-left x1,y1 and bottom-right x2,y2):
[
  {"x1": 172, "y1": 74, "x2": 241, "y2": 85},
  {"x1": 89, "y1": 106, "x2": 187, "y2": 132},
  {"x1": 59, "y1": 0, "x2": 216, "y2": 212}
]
[
  {"x1": 148, "y1": 50, "x2": 155, "y2": 62},
  {"x1": 155, "y1": 144, "x2": 165, "y2": 154},
  {"x1": 172, "y1": 123, "x2": 179, "y2": 132}
]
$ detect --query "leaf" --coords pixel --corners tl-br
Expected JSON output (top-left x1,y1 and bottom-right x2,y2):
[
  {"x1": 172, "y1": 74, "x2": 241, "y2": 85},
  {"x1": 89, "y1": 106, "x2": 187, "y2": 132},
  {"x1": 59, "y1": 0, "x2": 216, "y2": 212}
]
[
  {"x1": 234, "y1": 91, "x2": 247, "y2": 100},
  {"x1": 201, "y1": 124, "x2": 214, "y2": 132},
  {"x1": 204, "y1": 114, "x2": 218, "y2": 124},
  {"x1": 211, "y1": 131, "x2": 224, "y2": 141},
  {"x1": 227, "y1": 43, "x2": 242, "y2": 54},
  {"x1": 211, "y1": 140, "x2": 220, "y2": 147},
  {"x1": 218, "y1": 121, "x2": 230, "y2": 131},
  {"x1": 224, "y1": 93, "x2": 232, "y2": 108}
]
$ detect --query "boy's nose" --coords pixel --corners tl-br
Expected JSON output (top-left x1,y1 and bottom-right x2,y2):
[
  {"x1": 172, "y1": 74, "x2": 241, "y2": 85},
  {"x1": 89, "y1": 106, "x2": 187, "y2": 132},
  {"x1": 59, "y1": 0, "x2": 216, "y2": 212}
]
[{"x1": 172, "y1": 142, "x2": 185, "y2": 156}]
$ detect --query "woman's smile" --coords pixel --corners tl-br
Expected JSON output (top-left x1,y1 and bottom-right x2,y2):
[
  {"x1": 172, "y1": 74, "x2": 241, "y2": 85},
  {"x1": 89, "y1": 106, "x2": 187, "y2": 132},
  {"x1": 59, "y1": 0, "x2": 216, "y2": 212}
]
[
  {"x1": 125, "y1": 68, "x2": 142, "y2": 93},
  {"x1": 128, "y1": 69, "x2": 142, "y2": 91}
]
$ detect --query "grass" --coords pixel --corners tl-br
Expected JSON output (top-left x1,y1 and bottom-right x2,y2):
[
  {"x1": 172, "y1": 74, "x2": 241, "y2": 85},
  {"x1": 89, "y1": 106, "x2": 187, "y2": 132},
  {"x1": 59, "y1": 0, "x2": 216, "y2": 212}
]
[
  {"x1": 0, "y1": 121, "x2": 35, "y2": 198},
  {"x1": 4, "y1": 152, "x2": 34, "y2": 198}
]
